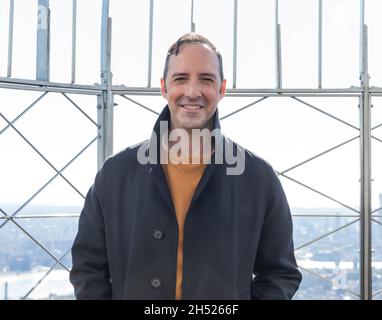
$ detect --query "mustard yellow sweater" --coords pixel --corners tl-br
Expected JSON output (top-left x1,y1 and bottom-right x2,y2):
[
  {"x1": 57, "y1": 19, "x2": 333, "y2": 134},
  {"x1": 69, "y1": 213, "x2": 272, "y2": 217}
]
[{"x1": 162, "y1": 162, "x2": 207, "y2": 300}]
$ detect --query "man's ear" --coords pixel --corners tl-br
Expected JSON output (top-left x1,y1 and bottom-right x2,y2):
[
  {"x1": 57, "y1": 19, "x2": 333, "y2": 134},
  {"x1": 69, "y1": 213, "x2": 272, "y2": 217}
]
[
  {"x1": 160, "y1": 78, "x2": 167, "y2": 98},
  {"x1": 219, "y1": 79, "x2": 227, "y2": 98}
]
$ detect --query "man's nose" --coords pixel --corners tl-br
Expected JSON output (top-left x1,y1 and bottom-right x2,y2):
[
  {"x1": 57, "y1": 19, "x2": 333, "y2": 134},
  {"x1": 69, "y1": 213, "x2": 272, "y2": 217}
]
[{"x1": 184, "y1": 81, "x2": 202, "y2": 99}]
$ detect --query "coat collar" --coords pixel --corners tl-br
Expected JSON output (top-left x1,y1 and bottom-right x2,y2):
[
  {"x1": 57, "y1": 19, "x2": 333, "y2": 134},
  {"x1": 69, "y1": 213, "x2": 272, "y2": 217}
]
[{"x1": 147, "y1": 105, "x2": 224, "y2": 214}]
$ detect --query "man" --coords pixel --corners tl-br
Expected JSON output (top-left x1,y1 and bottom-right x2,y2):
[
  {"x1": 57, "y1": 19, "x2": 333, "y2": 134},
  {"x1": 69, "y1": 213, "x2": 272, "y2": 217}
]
[{"x1": 70, "y1": 33, "x2": 302, "y2": 299}]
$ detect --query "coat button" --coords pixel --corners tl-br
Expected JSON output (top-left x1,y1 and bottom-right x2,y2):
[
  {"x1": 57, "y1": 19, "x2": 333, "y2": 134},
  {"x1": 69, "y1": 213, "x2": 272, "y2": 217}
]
[
  {"x1": 153, "y1": 229, "x2": 164, "y2": 240},
  {"x1": 150, "y1": 278, "x2": 161, "y2": 288}
]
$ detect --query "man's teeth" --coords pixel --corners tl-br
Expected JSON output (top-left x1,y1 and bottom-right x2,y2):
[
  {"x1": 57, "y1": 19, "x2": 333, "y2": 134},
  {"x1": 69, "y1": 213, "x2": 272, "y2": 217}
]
[{"x1": 182, "y1": 105, "x2": 202, "y2": 110}]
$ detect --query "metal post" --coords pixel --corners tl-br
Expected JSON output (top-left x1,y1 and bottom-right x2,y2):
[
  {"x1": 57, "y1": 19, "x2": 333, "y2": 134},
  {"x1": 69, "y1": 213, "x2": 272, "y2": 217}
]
[
  {"x1": 147, "y1": 0, "x2": 154, "y2": 87},
  {"x1": 318, "y1": 0, "x2": 322, "y2": 89},
  {"x1": 7, "y1": 0, "x2": 14, "y2": 77},
  {"x1": 98, "y1": 0, "x2": 113, "y2": 169},
  {"x1": 275, "y1": 0, "x2": 282, "y2": 89},
  {"x1": 71, "y1": 0, "x2": 77, "y2": 84},
  {"x1": 233, "y1": 0, "x2": 238, "y2": 88},
  {"x1": 191, "y1": 0, "x2": 195, "y2": 32},
  {"x1": 36, "y1": 0, "x2": 50, "y2": 81},
  {"x1": 359, "y1": 5, "x2": 372, "y2": 298},
  {"x1": 4, "y1": 281, "x2": 8, "y2": 300},
  {"x1": 359, "y1": 0, "x2": 365, "y2": 75}
]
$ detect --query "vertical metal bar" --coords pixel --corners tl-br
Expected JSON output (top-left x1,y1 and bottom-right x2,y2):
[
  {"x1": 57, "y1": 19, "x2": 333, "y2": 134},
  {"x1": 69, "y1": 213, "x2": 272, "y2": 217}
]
[
  {"x1": 71, "y1": 0, "x2": 77, "y2": 84},
  {"x1": 106, "y1": 16, "x2": 113, "y2": 155},
  {"x1": 191, "y1": 0, "x2": 195, "y2": 32},
  {"x1": 7, "y1": 0, "x2": 14, "y2": 77},
  {"x1": 359, "y1": 19, "x2": 372, "y2": 300},
  {"x1": 318, "y1": 0, "x2": 322, "y2": 89},
  {"x1": 233, "y1": 0, "x2": 238, "y2": 89},
  {"x1": 275, "y1": 0, "x2": 282, "y2": 89},
  {"x1": 147, "y1": 0, "x2": 154, "y2": 87},
  {"x1": 97, "y1": 94, "x2": 105, "y2": 169},
  {"x1": 101, "y1": 0, "x2": 109, "y2": 75},
  {"x1": 359, "y1": 0, "x2": 365, "y2": 75},
  {"x1": 4, "y1": 281, "x2": 8, "y2": 300},
  {"x1": 360, "y1": 84, "x2": 372, "y2": 300},
  {"x1": 99, "y1": 0, "x2": 113, "y2": 168},
  {"x1": 36, "y1": 0, "x2": 50, "y2": 81}
]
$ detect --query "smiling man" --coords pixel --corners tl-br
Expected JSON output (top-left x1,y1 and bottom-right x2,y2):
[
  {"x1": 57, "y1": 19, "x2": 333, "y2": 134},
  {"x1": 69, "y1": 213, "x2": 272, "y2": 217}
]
[
  {"x1": 161, "y1": 38, "x2": 226, "y2": 132},
  {"x1": 70, "y1": 33, "x2": 302, "y2": 300}
]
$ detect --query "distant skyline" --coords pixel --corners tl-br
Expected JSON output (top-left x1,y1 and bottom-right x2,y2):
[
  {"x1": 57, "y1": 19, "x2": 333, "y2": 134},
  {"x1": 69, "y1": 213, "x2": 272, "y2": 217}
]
[{"x1": 1, "y1": 0, "x2": 382, "y2": 211}]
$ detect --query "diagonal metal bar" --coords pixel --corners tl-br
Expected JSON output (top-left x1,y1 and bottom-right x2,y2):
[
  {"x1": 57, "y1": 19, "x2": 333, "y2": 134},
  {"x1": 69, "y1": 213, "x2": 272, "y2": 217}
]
[
  {"x1": 119, "y1": 94, "x2": 159, "y2": 115},
  {"x1": 0, "y1": 91, "x2": 48, "y2": 136},
  {"x1": 0, "y1": 208, "x2": 8, "y2": 217},
  {"x1": 372, "y1": 288, "x2": 382, "y2": 298},
  {"x1": 2, "y1": 212, "x2": 70, "y2": 272},
  {"x1": 22, "y1": 246, "x2": 72, "y2": 300},
  {"x1": 371, "y1": 122, "x2": 382, "y2": 131},
  {"x1": 295, "y1": 218, "x2": 360, "y2": 251},
  {"x1": 280, "y1": 135, "x2": 359, "y2": 175},
  {"x1": 11, "y1": 219, "x2": 70, "y2": 272},
  {"x1": 298, "y1": 265, "x2": 360, "y2": 298},
  {"x1": 61, "y1": 92, "x2": 97, "y2": 127},
  {"x1": 372, "y1": 207, "x2": 382, "y2": 214},
  {"x1": 277, "y1": 172, "x2": 360, "y2": 213},
  {"x1": 0, "y1": 112, "x2": 85, "y2": 199},
  {"x1": 371, "y1": 135, "x2": 382, "y2": 144},
  {"x1": 220, "y1": 97, "x2": 268, "y2": 121},
  {"x1": 292, "y1": 96, "x2": 359, "y2": 131},
  {"x1": 0, "y1": 136, "x2": 98, "y2": 230},
  {"x1": 371, "y1": 218, "x2": 382, "y2": 227}
]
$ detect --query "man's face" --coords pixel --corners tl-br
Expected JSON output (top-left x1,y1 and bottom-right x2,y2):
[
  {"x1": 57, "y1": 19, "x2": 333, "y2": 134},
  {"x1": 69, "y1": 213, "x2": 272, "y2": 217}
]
[{"x1": 161, "y1": 44, "x2": 226, "y2": 131}]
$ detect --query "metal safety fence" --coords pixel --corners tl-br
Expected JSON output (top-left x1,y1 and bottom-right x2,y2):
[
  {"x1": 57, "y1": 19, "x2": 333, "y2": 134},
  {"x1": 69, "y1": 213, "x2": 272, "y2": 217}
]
[{"x1": 1, "y1": 0, "x2": 381, "y2": 299}]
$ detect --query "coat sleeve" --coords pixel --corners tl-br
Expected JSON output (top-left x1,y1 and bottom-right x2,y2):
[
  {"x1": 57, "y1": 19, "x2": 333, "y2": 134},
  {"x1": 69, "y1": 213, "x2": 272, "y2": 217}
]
[
  {"x1": 69, "y1": 167, "x2": 112, "y2": 299},
  {"x1": 251, "y1": 166, "x2": 302, "y2": 300}
]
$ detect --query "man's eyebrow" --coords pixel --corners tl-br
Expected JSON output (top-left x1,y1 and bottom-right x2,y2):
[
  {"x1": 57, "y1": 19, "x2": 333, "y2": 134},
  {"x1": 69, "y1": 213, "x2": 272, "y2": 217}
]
[
  {"x1": 171, "y1": 73, "x2": 189, "y2": 78},
  {"x1": 171, "y1": 72, "x2": 217, "y2": 79}
]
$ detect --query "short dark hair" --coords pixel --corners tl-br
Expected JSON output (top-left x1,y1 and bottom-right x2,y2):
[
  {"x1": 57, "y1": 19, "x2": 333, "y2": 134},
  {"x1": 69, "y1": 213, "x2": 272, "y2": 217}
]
[{"x1": 163, "y1": 33, "x2": 224, "y2": 83}]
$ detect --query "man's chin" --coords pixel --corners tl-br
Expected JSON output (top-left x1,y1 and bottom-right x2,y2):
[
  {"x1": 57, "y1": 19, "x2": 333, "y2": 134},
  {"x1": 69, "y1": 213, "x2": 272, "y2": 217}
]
[
  {"x1": 180, "y1": 119, "x2": 212, "y2": 130},
  {"x1": 172, "y1": 114, "x2": 214, "y2": 131}
]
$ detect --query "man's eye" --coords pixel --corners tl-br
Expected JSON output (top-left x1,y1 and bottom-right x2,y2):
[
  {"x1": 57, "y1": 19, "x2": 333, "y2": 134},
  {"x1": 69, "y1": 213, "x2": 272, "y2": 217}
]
[
  {"x1": 174, "y1": 78, "x2": 186, "y2": 82},
  {"x1": 202, "y1": 78, "x2": 214, "y2": 83}
]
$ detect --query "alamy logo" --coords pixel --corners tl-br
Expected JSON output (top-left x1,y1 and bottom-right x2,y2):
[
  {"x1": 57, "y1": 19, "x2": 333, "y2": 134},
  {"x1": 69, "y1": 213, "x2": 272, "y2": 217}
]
[{"x1": 136, "y1": 121, "x2": 246, "y2": 176}]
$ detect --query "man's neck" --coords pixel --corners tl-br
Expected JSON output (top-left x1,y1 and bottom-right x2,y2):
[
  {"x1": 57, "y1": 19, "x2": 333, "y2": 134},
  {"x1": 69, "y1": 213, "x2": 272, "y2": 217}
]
[{"x1": 167, "y1": 127, "x2": 215, "y2": 164}]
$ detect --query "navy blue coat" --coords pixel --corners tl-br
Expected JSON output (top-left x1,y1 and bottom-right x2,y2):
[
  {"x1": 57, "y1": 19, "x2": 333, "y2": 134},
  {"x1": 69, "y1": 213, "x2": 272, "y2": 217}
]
[{"x1": 70, "y1": 106, "x2": 302, "y2": 300}]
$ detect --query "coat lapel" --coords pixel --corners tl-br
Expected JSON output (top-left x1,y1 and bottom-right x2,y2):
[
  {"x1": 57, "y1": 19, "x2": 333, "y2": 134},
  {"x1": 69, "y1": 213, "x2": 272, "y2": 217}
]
[{"x1": 150, "y1": 163, "x2": 175, "y2": 214}]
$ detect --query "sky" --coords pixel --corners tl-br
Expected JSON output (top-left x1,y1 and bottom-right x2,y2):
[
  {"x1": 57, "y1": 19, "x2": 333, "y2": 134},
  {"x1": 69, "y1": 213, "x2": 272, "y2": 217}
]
[{"x1": 0, "y1": 0, "x2": 382, "y2": 211}]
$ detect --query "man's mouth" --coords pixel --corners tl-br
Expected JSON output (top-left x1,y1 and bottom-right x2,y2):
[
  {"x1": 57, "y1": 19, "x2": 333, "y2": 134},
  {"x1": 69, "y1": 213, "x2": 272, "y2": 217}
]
[{"x1": 179, "y1": 104, "x2": 204, "y2": 111}]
